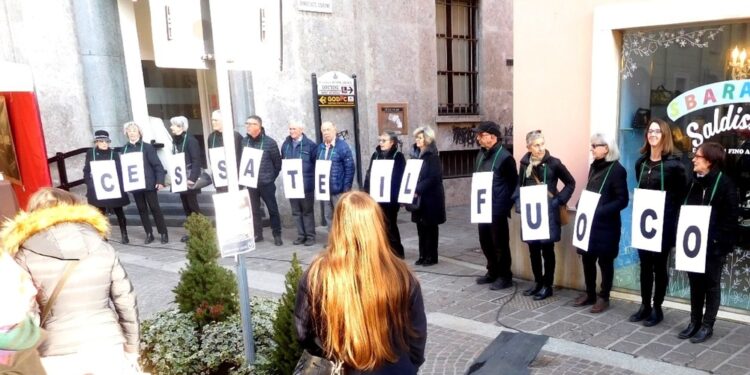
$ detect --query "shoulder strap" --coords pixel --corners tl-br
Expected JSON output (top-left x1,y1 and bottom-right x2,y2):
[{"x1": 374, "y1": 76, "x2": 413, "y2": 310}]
[{"x1": 40, "y1": 261, "x2": 80, "y2": 326}]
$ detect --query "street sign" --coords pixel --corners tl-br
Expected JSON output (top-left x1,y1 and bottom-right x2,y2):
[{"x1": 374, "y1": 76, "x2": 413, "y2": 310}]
[
  {"x1": 318, "y1": 95, "x2": 355, "y2": 107},
  {"x1": 317, "y1": 71, "x2": 356, "y2": 106}
]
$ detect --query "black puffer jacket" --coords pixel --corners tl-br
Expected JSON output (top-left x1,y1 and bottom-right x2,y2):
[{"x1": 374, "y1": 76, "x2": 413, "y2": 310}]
[
  {"x1": 82, "y1": 147, "x2": 130, "y2": 208},
  {"x1": 120, "y1": 140, "x2": 166, "y2": 192},
  {"x1": 474, "y1": 143, "x2": 517, "y2": 218},
  {"x1": 242, "y1": 129, "x2": 281, "y2": 186},
  {"x1": 577, "y1": 159, "x2": 628, "y2": 257},
  {"x1": 172, "y1": 132, "x2": 203, "y2": 193},
  {"x1": 634, "y1": 153, "x2": 687, "y2": 250},
  {"x1": 515, "y1": 150, "x2": 575, "y2": 243},
  {"x1": 410, "y1": 143, "x2": 446, "y2": 226},
  {"x1": 684, "y1": 169, "x2": 739, "y2": 257},
  {"x1": 363, "y1": 145, "x2": 406, "y2": 208}
]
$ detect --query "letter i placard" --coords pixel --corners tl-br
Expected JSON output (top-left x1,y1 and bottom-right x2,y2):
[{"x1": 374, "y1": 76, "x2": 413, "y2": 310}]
[
  {"x1": 675, "y1": 205, "x2": 711, "y2": 273},
  {"x1": 520, "y1": 185, "x2": 550, "y2": 241},
  {"x1": 369, "y1": 160, "x2": 394, "y2": 203},
  {"x1": 631, "y1": 188, "x2": 665, "y2": 252},
  {"x1": 471, "y1": 171, "x2": 493, "y2": 223}
]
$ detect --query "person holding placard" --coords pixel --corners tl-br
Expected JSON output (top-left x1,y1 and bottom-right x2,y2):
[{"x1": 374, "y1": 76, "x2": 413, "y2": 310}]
[
  {"x1": 318, "y1": 121, "x2": 355, "y2": 228},
  {"x1": 409, "y1": 126, "x2": 446, "y2": 267},
  {"x1": 679, "y1": 142, "x2": 739, "y2": 343},
  {"x1": 281, "y1": 120, "x2": 318, "y2": 246},
  {"x1": 472, "y1": 121, "x2": 517, "y2": 290},
  {"x1": 122, "y1": 121, "x2": 168, "y2": 244},
  {"x1": 364, "y1": 131, "x2": 406, "y2": 258},
  {"x1": 83, "y1": 130, "x2": 131, "y2": 244},
  {"x1": 572, "y1": 133, "x2": 628, "y2": 313},
  {"x1": 243, "y1": 115, "x2": 283, "y2": 246},
  {"x1": 208, "y1": 110, "x2": 243, "y2": 194},
  {"x1": 514, "y1": 130, "x2": 575, "y2": 300},
  {"x1": 170, "y1": 116, "x2": 203, "y2": 243},
  {"x1": 629, "y1": 119, "x2": 687, "y2": 327}
]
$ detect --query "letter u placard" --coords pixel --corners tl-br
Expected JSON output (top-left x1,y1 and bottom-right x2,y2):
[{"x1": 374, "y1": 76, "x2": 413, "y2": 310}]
[
  {"x1": 675, "y1": 205, "x2": 712, "y2": 273},
  {"x1": 369, "y1": 160, "x2": 394, "y2": 203},
  {"x1": 169, "y1": 153, "x2": 188, "y2": 193},
  {"x1": 314, "y1": 160, "x2": 332, "y2": 201},
  {"x1": 208, "y1": 147, "x2": 228, "y2": 188},
  {"x1": 282, "y1": 159, "x2": 305, "y2": 199},
  {"x1": 90, "y1": 160, "x2": 121, "y2": 200},
  {"x1": 631, "y1": 188, "x2": 666, "y2": 252},
  {"x1": 520, "y1": 185, "x2": 550, "y2": 241},
  {"x1": 398, "y1": 159, "x2": 423, "y2": 204},
  {"x1": 120, "y1": 152, "x2": 146, "y2": 192},
  {"x1": 471, "y1": 171, "x2": 493, "y2": 223},
  {"x1": 572, "y1": 190, "x2": 601, "y2": 251}
]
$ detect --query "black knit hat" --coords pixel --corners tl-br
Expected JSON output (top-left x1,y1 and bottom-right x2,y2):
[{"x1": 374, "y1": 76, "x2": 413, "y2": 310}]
[
  {"x1": 472, "y1": 121, "x2": 502, "y2": 137},
  {"x1": 94, "y1": 130, "x2": 111, "y2": 143}
]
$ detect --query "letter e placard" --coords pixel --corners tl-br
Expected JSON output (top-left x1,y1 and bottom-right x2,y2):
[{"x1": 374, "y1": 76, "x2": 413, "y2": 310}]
[{"x1": 315, "y1": 160, "x2": 332, "y2": 201}]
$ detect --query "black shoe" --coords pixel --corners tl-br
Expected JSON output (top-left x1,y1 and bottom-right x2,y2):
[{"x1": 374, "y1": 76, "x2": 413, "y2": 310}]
[
  {"x1": 304, "y1": 237, "x2": 315, "y2": 246},
  {"x1": 273, "y1": 235, "x2": 283, "y2": 246},
  {"x1": 523, "y1": 284, "x2": 543, "y2": 296},
  {"x1": 533, "y1": 286, "x2": 553, "y2": 301},
  {"x1": 181, "y1": 235, "x2": 189, "y2": 243},
  {"x1": 689, "y1": 324, "x2": 713, "y2": 343},
  {"x1": 678, "y1": 320, "x2": 701, "y2": 339},
  {"x1": 293, "y1": 237, "x2": 305, "y2": 245},
  {"x1": 476, "y1": 274, "x2": 497, "y2": 285},
  {"x1": 120, "y1": 230, "x2": 129, "y2": 245},
  {"x1": 421, "y1": 258, "x2": 438, "y2": 266},
  {"x1": 643, "y1": 306, "x2": 663, "y2": 327},
  {"x1": 255, "y1": 235, "x2": 264, "y2": 242},
  {"x1": 628, "y1": 305, "x2": 652, "y2": 322},
  {"x1": 160, "y1": 233, "x2": 169, "y2": 244},
  {"x1": 145, "y1": 233, "x2": 155, "y2": 244},
  {"x1": 415, "y1": 258, "x2": 425, "y2": 266},
  {"x1": 572, "y1": 293, "x2": 596, "y2": 307},
  {"x1": 489, "y1": 278, "x2": 513, "y2": 290}
]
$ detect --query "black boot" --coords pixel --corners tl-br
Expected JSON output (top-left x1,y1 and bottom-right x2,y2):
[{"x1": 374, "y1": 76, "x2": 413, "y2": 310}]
[
  {"x1": 273, "y1": 235, "x2": 283, "y2": 246},
  {"x1": 523, "y1": 284, "x2": 543, "y2": 296},
  {"x1": 533, "y1": 286, "x2": 553, "y2": 301},
  {"x1": 161, "y1": 233, "x2": 169, "y2": 244},
  {"x1": 643, "y1": 305, "x2": 663, "y2": 327},
  {"x1": 628, "y1": 304, "x2": 652, "y2": 322},
  {"x1": 678, "y1": 319, "x2": 701, "y2": 339},
  {"x1": 120, "y1": 228, "x2": 129, "y2": 245},
  {"x1": 145, "y1": 233, "x2": 155, "y2": 244},
  {"x1": 690, "y1": 323, "x2": 714, "y2": 343}
]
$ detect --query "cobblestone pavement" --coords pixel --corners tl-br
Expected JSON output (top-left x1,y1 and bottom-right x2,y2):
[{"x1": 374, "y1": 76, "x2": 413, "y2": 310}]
[{"x1": 115, "y1": 206, "x2": 750, "y2": 374}]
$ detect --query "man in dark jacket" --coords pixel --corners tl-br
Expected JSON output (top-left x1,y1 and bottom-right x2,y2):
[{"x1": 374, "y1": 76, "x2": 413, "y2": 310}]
[
  {"x1": 473, "y1": 121, "x2": 518, "y2": 290},
  {"x1": 281, "y1": 120, "x2": 317, "y2": 246},
  {"x1": 208, "y1": 109, "x2": 243, "y2": 193},
  {"x1": 170, "y1": 116, "x2": 202, "y2": 242},
  {"x1": 243, "y1": 115, "x2": 283, "y2": 246},
  {"x1": 318, "y1": 121, "x2": 355, "y2": 227}
]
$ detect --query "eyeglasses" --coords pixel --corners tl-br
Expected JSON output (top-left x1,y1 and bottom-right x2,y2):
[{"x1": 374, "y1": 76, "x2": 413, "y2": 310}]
[
  {"x1": 693, "y1": 153, "x2": 705, "y2": 159},
  {"x1": 591, "y1": 143, "x2": 607, "y2": 149},
  {"x1": 647, "y1": 129, "x2": 662, "y2": 134},
  {"x1": 378, "y1": 139, "x2": 390, "y2": 143}
]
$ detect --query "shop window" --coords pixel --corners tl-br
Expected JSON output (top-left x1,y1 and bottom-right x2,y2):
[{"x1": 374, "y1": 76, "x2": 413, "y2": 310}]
[{"x1": 436, "y1": 0, "x2": 478, "y2": 115}]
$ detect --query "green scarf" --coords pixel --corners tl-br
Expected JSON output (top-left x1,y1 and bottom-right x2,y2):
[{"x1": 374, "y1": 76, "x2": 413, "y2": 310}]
[{"x1": 0, "y1": 317, "x2": 41, "y2": 351}]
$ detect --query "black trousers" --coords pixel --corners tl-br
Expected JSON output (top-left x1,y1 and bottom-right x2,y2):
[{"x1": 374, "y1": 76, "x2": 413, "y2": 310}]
[
  {"x1": 688, "y1": 255, "x2": 725, "y2": 326},
  {"x1": 638, "y1": 249, "x2": 670, "y2": 307},
  {"x1": 249, "y1": 183, "x2": 282, "y2": 237},
  {"x1": 290, "y1": 193, "x2": 316, "y2": 240},
  {"x1": 416, "y1": 222, "x2": 439, "y2": 261},
  {"x1": 381, "y1": 204, "x2": 404, "y2": 258},
  {"x1": 179, "y1": 192, "x2": 200, "y2": 218},
  {"x1": 528, "y1": 242, "x2": 555, "y2": 287},
  {"x1": 581, "y1": 252, "x2": 615, "y2": 300},
  {"x1": 132, "y1": 190, "x2": 167, "y2": 235},
  {"x1": 478, "y1": 215, "x2": 512, "y2": 281},
  {"x1": 97, "y1": 206, "x2": 127, "y2": 232}
]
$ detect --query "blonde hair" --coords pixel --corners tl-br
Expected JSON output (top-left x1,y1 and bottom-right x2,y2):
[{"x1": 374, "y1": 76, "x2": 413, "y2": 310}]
[
  {"x1": 413, "y1": 126, "x2": 435, "y2": 145},
  {"x1": 307, "y1": 191, "x2": 417, "y2": 370},
  {"x1": 26, "y1": 187, "x2": 84, "y2": 212}
]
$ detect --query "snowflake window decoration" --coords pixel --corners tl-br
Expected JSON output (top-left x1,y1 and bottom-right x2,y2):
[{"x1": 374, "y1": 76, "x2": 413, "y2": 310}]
[{"x1": 620, "y1": 26, "x2": 725, "y2": 80}]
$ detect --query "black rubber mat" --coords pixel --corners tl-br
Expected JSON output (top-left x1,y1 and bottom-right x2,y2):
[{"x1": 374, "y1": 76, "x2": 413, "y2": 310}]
[{"x1": 465, "y1": 331, "x2": 549, "y2": 375}]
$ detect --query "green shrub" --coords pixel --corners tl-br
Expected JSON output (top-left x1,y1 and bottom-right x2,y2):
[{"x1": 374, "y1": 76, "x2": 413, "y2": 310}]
[{"x1": 173, "y1": 213, "x2": 239, "y2": 325}]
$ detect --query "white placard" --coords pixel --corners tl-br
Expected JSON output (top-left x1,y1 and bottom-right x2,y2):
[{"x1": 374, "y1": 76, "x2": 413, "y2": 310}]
[
  {"x1": 282, "y1": 159, "x2": 305, "y2": 199},
  {"x1": 520, "y1": 185, "x2": 550, "y2": 241},
  {"x1": 572, "y1": 190, "x2": 601, "y2": 251},
  {"x1": 675, "y1": 205, "x2": 712, "y2": 273},
  {"x1": 90, "y1": 160, "x2": 122, "y2": 200},
  {"x1": 208, "y1": 147, "x2": 228, "y2": 188},
  {"x1": 315, "y1": 160, "x2": 332, "y2": 201},
  {"x1": 369, "y1": 160, "x2": 395, "y2": 203},
  {"x1": 631, "y1": 188, "x2": 666, "y2": 252},
  {"x1": 471, "y1": 172, "x2": 494, "y2": 224},
  {"x1": 120, "y1": 152, "x2": 146, "y2": 192},
  {"x1": 213, "y1": 190, "x2": 255, "y2": 257},
  {"x1": 239, "y1": 147, "x2": 264, "y2": 188},
  {"x1": 169, "y1": 153, "x2": 188, "y2": 193},
  {"x1": 398, "y1": 159, "x2": 423, "y2": 204}
]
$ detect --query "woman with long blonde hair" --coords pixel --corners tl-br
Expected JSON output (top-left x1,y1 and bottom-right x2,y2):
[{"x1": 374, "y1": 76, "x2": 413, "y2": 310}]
[{"x1": 294, "y1": 191, "x2": 427, "y2": 374}]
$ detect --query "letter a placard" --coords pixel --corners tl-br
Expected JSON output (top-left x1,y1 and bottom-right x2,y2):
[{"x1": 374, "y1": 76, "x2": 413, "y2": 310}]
[
  {"x1": 120, "y1": 152, "x2": 146, "y2": 192},
  {"x1": 315, "y1": 160, "x2": 332, "y2": 201},
  {"x1": 631, "y1": 188, "x2": 666, "y2": 252},
  {"x1": 398, "y1": 159, "x2": 423, "y2": 204},
  {"x1": 282, "y1": 159, "x2": 305, "y2": 199},
  {"x1": 572, "y1": 190, "x2": 601, "y2": 251},
  {"x1": 208, "y1": 147, "x2": 228, "y2": 188},
  {"x1": 369, "y1": 160, "x2": 394, "y2": 203},
  {"x1": 520, "y1": 185, "x2": 550, "y2": 241},
  {"x1": 169, "y1": 153, "x2": 188, "y2": 193},
  {"x1": 675, "y1": 205, "x2": 712, "y2": 273},
  {"x1": 471, "y1": 171, "x2": 493, "y2": 223},
  {"x1": 238, "y1": 147, "x2": 264, "y2": 188},
  {"x1": 90, "y1": 160, "x2": 121, "y2": 200}
]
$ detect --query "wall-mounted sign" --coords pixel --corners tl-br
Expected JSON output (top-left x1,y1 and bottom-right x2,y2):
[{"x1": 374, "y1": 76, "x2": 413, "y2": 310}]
[
  {"x1": 318, "y1": 95, "x2": 355, "y2": 107},
  {"x1": 298, "y1": 0, "x2": 332, "y2": 14},
  {"x1": 317, "y1": 71, "x2": 355, "y2": 107},
  {"x1": 377, "y1": 103, "x2": 408, "y2": 135}
]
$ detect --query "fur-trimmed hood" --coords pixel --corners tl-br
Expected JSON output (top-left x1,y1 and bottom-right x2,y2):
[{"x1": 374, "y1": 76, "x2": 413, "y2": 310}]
[{"x1": 1, "y1": 204, "x2": 110, "y2": 258}]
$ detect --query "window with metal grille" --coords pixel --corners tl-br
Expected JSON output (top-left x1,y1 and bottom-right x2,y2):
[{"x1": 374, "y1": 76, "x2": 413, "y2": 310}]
[
  {"x1": 436, "y1": 0, "x2": 478, "y2": 115},
  {"x1": 440, "y1": 149, "x2": 477, "y2": 179}
]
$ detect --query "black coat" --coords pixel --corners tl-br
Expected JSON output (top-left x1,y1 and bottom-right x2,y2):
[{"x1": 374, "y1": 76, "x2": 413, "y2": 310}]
[
  {"x1": 363, "y1": 145, "x2": 406, "y2": 209},
  {"x1": 410, "y1": 144, "x2": 446, "y2": 226},
  {"x1": 634, "y1": 153, "x2": 687, "y2": 250},
  {"x1": 172, "y1": 132, "x2": 203, "y2": 194},
  {"x1": 242, "y1": 129, "x2": 281, "y2": 187},
  {"x1": 281, "y1": 134, "x2": 318, "y2": 193},
  {"x1": 82, "y1": 147, "x2": 130, "y2": 208},
  {"x1": 684, "y1": 169, "x2": 739, "y2": 258},
  {"x1": 475, "y1": 143, "x2": 517, "y2": 218},
  {"x1": 577, "y1": 159, "x2": 628, "y2": 257},
  {"x1": 120, "y1": 140, "x2": 166, "y2": 192},
  {"x1": 516, "y1": 150, "x2": 575, "y2": 243}
]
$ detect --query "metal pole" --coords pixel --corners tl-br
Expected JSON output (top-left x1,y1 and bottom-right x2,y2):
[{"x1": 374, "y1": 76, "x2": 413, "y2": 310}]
[
  {"x1": 352, "y1": 74, "x2": 363, "y2": 187},
  {"x1": 312, "y1": 73, "x2": 326, "y2": 226}
]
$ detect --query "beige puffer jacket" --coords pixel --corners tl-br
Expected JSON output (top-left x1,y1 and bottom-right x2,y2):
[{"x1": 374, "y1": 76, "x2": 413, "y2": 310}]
[{"x1": 1, "y1": 204, "x2": 139, "y2": 356}]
